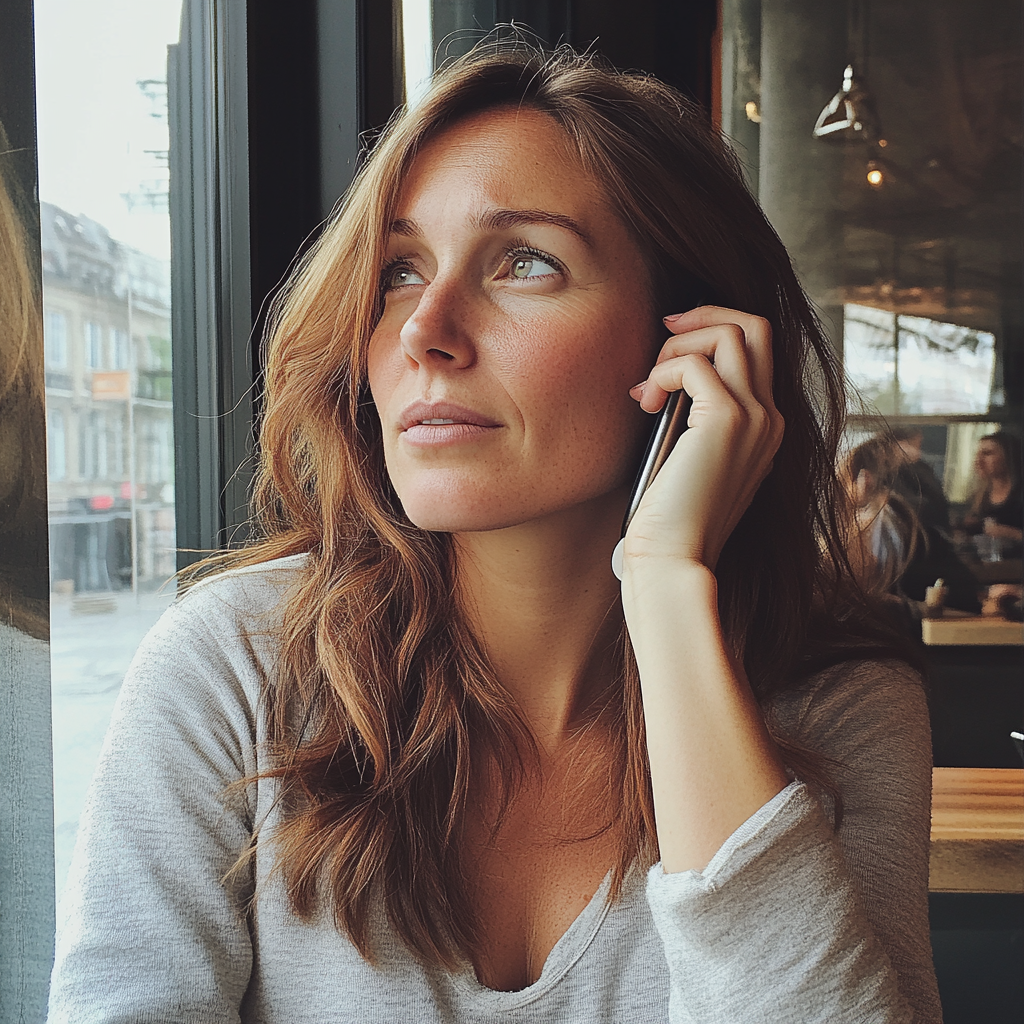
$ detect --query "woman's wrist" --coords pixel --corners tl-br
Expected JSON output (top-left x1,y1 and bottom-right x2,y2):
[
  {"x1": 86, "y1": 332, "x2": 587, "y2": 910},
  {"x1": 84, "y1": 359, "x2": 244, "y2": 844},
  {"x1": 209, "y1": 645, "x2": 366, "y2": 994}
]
[
  {"x1": 619, "y1": 555, "x2": 718, "y2": 614},
  {"x1": 620, "y1": 557, "x2": 728, "y2": 691}
]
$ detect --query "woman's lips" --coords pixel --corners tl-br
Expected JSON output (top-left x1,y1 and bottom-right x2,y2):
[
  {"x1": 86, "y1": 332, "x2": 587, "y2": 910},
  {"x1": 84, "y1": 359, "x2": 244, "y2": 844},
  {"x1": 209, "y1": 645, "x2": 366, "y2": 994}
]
[
  {"x1": 402, "y1": 422, "x2": 499, "y2": 445},
  {"x1": 398, "y1": 401, "x2": 501, "y2": 446}
]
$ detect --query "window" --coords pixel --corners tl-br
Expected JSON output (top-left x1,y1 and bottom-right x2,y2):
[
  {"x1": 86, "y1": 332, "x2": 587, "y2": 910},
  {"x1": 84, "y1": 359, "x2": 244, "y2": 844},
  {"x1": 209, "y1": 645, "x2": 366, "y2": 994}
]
[
  {"x1": 83, "y1": 321, "x2": 103, "y2": 368},
  {"x1": 47, "y1": 408, "x2": 67, "y2": 480},
  {"x1": 844, "y1": 305, "x2": 997, "y2": 417},
  {"x1": 112, "y1": 327, "x2": 131, "y2": 370},
  {"x1": 147, "y1": 333, "x2": 172, "y2": 369},
  {"x1": 111, "y1": 412, "x2": 127, "y2": 477},
  {"x1": 36, "y1": 0, "x2": 184, "y2": 901},
  {"x1": 10, "y1": 0, "x2": 392, "y2": 1015},
  {"x1": 45, "y1": 309, "x2": 68, "y2": 367},
  {"x1": 402, "y1": 0, "x2": 433, "y2": 106},
  {"x1": 720, "y1": 0, "x2": 1021, "y2": 509},
  {"x1": 141, "y1": 417, "x2": 174, "y2": 484},
  {"x1": 79, "y1": 411, "x2": 109, "y2": 481}
]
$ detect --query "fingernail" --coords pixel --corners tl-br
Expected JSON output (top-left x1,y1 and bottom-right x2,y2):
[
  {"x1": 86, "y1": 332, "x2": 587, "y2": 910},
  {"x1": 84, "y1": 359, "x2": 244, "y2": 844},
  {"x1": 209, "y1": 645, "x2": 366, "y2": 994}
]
[
  {"x1": 663, "y1": 312, "x2": 685, "y2": 322},
  {"x1": 629, "y1": 381, "x2": 647, "y2": 398}
]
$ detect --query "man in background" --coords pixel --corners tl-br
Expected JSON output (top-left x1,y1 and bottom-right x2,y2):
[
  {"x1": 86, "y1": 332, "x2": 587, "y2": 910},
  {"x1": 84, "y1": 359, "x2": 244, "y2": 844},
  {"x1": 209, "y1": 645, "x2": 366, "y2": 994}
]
[{"x1": 891, "y1": 427, "x2": 950, "y2": 533}]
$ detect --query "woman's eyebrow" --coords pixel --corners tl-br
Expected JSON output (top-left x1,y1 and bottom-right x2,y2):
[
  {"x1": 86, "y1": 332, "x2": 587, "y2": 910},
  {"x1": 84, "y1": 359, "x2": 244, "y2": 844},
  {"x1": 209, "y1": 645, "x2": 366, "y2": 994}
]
[
  {"x1": 477, "y1": 208, "x2": 593, "y2": 246},
  {"x1": 389, "y1": 218, "x2": 420, "y2": 238},
  {"x1": 387, "y1": 209, "x2": 593, "y2": 246}
]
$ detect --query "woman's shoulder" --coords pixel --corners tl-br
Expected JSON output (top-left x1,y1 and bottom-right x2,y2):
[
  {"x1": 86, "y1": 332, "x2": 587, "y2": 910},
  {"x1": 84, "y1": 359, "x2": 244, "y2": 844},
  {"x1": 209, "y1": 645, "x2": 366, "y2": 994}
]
[
  {"x1": 170, "y1": 552, "x2": 309, "y2": 635},
  {"x1": 125, "y1": 553, "x2": 310, "y2": 699},
  {"x1": 771, "y1": 657, "x2": 929, "y2": 767},
  {"x1": 181, "y1": 550, "x2": 310, "y2": 602}
]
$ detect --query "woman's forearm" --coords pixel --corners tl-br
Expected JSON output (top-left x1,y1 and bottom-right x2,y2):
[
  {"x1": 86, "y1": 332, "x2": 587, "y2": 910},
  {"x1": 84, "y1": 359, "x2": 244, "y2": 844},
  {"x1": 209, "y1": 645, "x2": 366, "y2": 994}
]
[
  {"x1": 622, "y1": 560, "x2": 789, "y2": 873},
  {"x1": 985, "y1": 521, "x2": 1023, "y2": 541}
]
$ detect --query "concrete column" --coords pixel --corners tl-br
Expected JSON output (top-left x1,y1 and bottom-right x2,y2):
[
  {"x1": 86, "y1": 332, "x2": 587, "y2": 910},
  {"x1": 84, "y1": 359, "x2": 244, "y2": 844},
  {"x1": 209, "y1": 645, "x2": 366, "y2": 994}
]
[
  {"x1": 759, "y1": 0, "x2": 847, "y2": 353},
  {"x1": 720, "y1": 0, "x2": 762, "y2": 194}
]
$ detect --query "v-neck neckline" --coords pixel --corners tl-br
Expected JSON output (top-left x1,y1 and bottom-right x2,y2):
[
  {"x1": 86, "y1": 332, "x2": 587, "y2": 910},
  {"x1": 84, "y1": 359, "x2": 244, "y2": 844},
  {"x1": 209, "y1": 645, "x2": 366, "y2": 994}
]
[{"x1": 442, "y1": 870, "x2": 616, "y2": 1012}]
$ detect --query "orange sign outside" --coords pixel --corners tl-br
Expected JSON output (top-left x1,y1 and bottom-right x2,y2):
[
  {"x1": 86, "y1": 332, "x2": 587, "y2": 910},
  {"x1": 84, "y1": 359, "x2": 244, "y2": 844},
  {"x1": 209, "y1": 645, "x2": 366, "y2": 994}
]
[{"x1": 91, "y1": 371, "x2": 131, "y2": 401}]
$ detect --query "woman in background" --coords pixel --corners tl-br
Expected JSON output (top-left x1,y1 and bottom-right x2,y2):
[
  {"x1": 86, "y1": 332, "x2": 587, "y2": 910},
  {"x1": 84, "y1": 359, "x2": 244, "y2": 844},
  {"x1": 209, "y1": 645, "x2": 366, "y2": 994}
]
[
  {"x1": 49, "y1": 43, "x2": 942, "y2": 1023},
  {"x1": 961, "y1": 432, "x2": 1023, "y2": 559}
]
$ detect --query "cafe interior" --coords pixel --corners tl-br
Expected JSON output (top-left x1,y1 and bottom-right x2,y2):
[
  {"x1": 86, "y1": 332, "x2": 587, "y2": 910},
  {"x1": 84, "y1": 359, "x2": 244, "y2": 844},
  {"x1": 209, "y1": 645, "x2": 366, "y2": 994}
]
[{"x1": 1, "y1": 1, "x2": 1021, "y2": 1021}]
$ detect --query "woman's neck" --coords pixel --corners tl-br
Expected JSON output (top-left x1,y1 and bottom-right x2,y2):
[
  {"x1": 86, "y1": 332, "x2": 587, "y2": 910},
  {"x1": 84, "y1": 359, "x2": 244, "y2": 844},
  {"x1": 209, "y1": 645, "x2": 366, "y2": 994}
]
[
  {"x1": 454, "y1": 491, "x2": 626, "y2": 752},
  {"x1": 988, "y1": 475, "x2": 1012, "y2": 505}
]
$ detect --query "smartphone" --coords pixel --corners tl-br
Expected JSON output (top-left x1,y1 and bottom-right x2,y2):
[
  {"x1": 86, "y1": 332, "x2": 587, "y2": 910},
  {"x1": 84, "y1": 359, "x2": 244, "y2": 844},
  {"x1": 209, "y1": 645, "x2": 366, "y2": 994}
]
[
  {"x1": 611, "y1": 389, "x2": 690, "y2": 579},
  {"x1": 610, "y1": 277, "x2": 709, "y2": 580}
]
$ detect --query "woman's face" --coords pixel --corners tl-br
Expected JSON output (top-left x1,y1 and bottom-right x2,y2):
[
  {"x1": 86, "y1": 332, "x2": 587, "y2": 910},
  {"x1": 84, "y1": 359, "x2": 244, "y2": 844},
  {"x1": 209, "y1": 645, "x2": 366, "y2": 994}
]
[
  {"x1": 367, "y1": 107, "x2": 660, "y2": 533},
  {"x1": 975, "y1": 439, "x2": 1007, "y2": 480}
]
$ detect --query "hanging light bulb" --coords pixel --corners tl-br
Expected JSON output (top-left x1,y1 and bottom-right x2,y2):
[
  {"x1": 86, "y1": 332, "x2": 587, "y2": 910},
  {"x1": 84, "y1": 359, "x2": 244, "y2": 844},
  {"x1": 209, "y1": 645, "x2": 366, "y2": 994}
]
[
  {"x1": 813, "y1": 64, "x2": 878, "y2": 141},
  {"x1": 866, "y1": 160, "x2": 884, "y2": 187}
]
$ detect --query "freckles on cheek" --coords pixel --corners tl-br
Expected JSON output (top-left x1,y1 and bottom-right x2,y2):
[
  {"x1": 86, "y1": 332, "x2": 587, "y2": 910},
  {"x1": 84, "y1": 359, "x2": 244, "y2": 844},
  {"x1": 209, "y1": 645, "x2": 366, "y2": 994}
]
[
  {"x1": 493, "y1": 316, "x2": 593, "y2": 402},
  {"x1": 366, "y1": 344, "x2": 403, "y2": 410}
]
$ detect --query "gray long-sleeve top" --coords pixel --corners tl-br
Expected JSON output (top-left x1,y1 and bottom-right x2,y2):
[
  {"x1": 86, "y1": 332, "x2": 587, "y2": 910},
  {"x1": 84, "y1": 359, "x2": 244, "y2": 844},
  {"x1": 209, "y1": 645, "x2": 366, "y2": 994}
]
[{"x1": 47, "y1": 555, "x2": 943, "y2": 1022}]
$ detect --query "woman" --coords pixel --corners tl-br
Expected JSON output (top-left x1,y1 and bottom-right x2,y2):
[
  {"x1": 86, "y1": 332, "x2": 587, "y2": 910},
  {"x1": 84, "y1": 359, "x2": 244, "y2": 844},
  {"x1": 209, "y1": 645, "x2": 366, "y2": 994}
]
[
  {"x1": 49, "y1": 44, "x2": 941, "y2": 1022},
  {"x1": 961, "y1": 432, "x2": 1023, "y2": 559}
]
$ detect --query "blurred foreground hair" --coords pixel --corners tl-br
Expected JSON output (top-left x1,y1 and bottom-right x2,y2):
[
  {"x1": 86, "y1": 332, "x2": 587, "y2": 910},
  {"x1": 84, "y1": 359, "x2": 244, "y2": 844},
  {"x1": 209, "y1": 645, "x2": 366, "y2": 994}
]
[
  {"x1": 197, "y1": 40, "x2": 908, "y2": 967},
  {"x1": 0, "y1": 123, "x2": 47, "y2": 639}
]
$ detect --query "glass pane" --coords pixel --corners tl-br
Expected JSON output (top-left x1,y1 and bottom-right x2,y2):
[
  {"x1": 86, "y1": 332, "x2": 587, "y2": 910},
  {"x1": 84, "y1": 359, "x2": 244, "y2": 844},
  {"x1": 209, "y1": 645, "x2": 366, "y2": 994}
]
[
  {"x1": 724, "y1": 0, "x2": 1021, "y2": 429},
  {"x1": 35, "y1": 0, "x2": 184, "y2": 897},
  {"x1": 844, "y1": 303, "x2": 997, "y2": 416},
  {"x1": 843, "y1": 303, "x2": 900, "y2": 414},
  {"x1": 896, "y1": 314, "x2": 996, "y2": 415},
  {"x1": 402, "y1": 0, "x2": 434, "y2": 106}
]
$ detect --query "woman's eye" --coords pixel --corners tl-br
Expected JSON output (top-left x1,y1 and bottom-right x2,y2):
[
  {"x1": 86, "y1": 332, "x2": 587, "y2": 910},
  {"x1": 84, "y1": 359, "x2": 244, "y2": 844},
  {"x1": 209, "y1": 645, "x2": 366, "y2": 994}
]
[
  {"x1": 510, "y1": 255, "x2": 559, "y2": 280},
  {"x1": 384, "y1": 265, "x2": 425, "y2": 290}
]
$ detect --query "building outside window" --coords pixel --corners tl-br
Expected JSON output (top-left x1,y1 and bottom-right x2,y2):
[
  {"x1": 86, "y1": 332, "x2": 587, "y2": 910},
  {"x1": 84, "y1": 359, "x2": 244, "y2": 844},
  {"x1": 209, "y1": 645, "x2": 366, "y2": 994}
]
[{"x1": 35, "y1": 0, "x2": 182, "y2": 897}]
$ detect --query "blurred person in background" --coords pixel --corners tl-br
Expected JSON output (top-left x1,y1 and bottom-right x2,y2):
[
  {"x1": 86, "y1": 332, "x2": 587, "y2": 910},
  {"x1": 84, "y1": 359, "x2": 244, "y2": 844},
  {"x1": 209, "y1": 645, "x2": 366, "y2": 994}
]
[
  {"x1": 847, "y1": 435, "x2": 980, "y2": 622},
  {"x1": 889, "y1": 427, "x2": 950, "y2": 534},
  {"x1": 959, "y1": 432, "x2": 1023, "y2": 559}
]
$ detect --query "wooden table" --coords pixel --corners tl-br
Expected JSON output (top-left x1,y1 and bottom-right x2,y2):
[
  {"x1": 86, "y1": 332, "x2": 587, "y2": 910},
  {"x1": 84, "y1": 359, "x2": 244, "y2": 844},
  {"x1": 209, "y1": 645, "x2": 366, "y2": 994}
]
[
  {"x1": 930, "y1": 767, "x2": 1024, "y2": 893},
  {"x1": 921, "y1": 615, "x2": 1024, "y2": 646}
]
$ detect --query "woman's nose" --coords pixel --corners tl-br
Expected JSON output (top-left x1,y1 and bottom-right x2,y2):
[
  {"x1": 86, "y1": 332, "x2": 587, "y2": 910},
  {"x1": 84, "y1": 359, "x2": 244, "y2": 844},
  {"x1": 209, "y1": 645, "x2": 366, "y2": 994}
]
[{"x1": 399, "y1": 278, "x2": 477, "y2": 370}]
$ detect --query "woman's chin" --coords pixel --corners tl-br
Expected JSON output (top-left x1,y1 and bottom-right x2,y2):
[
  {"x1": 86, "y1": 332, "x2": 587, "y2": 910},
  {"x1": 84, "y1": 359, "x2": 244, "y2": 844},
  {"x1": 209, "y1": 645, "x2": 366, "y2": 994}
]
[
  {"x1": 396, "y1": 481, "x2": 557, "y2": 533},
  {"x1": 401, "y1": 500, "x2": 526, "y2": 534}
]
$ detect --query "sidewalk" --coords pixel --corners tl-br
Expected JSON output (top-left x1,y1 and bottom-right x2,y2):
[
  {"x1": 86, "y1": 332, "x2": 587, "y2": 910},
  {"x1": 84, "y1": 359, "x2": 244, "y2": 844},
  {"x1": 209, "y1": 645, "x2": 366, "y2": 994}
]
[{"x1": 50, "y1": 587, "x2": 176, "y2": 896}]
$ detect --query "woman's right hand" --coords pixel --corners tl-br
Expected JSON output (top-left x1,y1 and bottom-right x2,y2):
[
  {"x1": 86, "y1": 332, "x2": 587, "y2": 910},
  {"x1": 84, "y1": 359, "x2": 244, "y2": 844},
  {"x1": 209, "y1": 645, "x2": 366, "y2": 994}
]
[{"x1": 621, "y1": 305, "x2": 785, "y2": 577}]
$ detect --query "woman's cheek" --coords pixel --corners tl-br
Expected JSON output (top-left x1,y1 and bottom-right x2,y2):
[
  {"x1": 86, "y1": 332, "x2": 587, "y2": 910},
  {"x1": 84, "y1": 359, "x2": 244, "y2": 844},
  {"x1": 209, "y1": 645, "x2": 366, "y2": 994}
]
[{"x1": 366, "y1": 331, "x2": 403, "y2": 411}]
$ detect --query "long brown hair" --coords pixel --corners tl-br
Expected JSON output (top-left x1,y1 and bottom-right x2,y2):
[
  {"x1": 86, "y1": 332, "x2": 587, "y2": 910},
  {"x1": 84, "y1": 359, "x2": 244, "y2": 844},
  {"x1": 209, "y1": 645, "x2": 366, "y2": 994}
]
[{"x1": 203, "y1": 42, "x2": 901, "y2": 966}]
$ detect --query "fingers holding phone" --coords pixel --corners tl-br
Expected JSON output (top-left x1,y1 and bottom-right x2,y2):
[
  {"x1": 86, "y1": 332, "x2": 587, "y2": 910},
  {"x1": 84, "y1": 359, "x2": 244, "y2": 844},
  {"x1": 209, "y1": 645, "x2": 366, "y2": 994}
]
[{"x1": 619, "y1": 306, "x2": 784, "y2": 577}]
